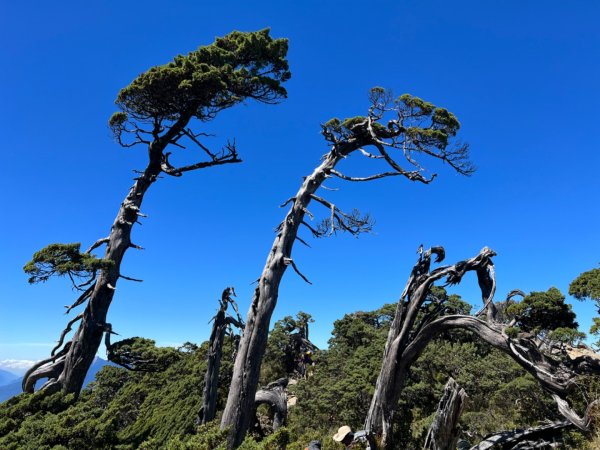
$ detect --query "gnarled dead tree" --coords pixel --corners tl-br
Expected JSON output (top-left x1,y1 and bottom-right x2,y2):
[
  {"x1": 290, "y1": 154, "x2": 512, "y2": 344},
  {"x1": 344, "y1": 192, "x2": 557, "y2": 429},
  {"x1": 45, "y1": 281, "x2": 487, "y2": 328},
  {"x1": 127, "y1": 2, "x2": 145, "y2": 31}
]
[
  {"x1": 221, "y1": 88, "x2": 474, "y2": 448},
  {"x1": 254, "y1": 378, "x2": 289, "y2": 433},
  {"x1": 199, "y1": 287, "x2": 244, "y2": 424},
  {"x1": 22, "y1": 30, "x2": 290, "y2": 396},
  {"x1": 365, "y1": 246, "x2": 600, "y2": 449},
  {"x1": 424, "y1": 377, "x2": 468, "y2": 450}
]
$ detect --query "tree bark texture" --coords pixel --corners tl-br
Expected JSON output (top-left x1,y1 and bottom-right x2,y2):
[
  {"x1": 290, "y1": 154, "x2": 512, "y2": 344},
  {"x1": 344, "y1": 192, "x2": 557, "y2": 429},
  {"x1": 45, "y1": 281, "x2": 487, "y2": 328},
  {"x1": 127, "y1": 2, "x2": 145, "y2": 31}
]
[
  {"x1": 365, "y1": 247, "x2": 496, "y2": 447},
  {"x1": 254, "y1": 378, "x2": 289, "y2": 431},
  {"x1": 364, "y1": 247, "x2": 600, "y2": 449},
  {"x1": 221, "y1": 92, "x2": 474, "y2": 448},
  {"x1": 423, "y1": 377, "x2": 468, "y2": 450},
  {"x1": 200, "y1": 288, "x2": 243, "y2": 424},
  {"x1": 23, "y1": 115, "x2": 240, "y2": 395},
  {"x1": 470, "y1": 421, "x2": 571, "y2": 450},
  {"x1": 220, "y1": 147, "x2": 348, "y2": 447}
]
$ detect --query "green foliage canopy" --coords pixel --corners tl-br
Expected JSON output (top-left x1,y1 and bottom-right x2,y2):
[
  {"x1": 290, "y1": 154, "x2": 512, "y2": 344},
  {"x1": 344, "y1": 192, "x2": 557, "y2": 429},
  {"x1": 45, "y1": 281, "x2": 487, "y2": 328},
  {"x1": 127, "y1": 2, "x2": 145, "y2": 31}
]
[
  {"x1": 569, "y1": 268, "x2": 600, "y2": 303},
  {"x1": 107, "y1": 337, "x2": 181, "y2": 372},
  {"x1": 570, "y1": 267, "x2": 600, "y2": 345},
  {"x1": 23, "y1": 243, "x2": 113, "y2": 285},
  {"x1": 109, "y1": 28, "x2": 291, "y2": 142},
  {"x1": 506, "y1": 287, "x2": 579, "y2": 337}
]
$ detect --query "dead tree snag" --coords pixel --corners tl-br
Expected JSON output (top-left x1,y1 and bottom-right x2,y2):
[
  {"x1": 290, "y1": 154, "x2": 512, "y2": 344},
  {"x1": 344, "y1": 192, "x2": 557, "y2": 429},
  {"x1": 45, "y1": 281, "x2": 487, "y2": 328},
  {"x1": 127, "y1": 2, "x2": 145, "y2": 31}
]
[
  {"x1": 200, "y1": 287, "x2": 244, "y2": 424},
  {"x1": 424, "y1": 377, "x2": 468, "y2": 450}
]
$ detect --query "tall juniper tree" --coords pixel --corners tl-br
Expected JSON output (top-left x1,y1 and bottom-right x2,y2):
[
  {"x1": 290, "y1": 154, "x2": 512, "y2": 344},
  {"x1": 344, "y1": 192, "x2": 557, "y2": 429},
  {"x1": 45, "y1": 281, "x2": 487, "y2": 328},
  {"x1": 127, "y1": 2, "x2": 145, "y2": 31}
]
[
  {"x1": 22, "y1": 29, "x2": 290, "y2": 396},
  {"x1": 221, "y1": 87, "x2": 474, "y2": 448}
]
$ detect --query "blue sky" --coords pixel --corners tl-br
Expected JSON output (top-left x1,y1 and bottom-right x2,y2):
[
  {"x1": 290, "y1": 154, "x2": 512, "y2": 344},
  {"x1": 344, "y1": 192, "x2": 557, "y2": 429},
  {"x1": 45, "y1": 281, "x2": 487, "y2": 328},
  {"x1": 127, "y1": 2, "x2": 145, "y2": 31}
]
[{"x1": 1, "y1": 1, "x2": 599, "y2": 362}]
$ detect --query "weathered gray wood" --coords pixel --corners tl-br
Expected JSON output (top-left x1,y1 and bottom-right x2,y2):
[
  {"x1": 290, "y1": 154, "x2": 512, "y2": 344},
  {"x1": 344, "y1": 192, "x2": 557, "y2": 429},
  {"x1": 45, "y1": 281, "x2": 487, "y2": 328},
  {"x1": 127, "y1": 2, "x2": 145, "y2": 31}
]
[
  {"x1": 23, "y1": 113, "x2": 240, "y2": 396},
  {"x1": 200, "y1": 288, "x2": 243, "y2": 424},
  {"x1": 424, "y1": 377, "x2": 468, "y2": 450},
  {"x1": 470, "y1": 421, "x2": 571, "y2": 449},
  {"x1": 365, "y1": 247, "x2": 600, "y2": 449},
  {"x1": 365, "y1": 247, "x2": 496, "y2": 448},
  {"x1": 221, "y1": 91, "x2": 474, "y2": 449},
  {"x1": 254, "y1": 378, "x2": 289, "y2": 431}
]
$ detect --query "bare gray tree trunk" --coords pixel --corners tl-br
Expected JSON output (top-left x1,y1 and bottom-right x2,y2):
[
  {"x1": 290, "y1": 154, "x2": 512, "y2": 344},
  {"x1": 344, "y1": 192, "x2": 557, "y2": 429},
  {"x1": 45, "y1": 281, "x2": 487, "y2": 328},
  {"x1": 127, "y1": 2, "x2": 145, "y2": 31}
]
[
  {"x1": 423, "y1": 377, "x2": 468, "y2": 450},
  {"x1": 365, "y1": 247, "x2": 497, "y2": 447},
  {"x1": 254, "y1": 378, "x2": 289, "y2": 431},
  {"x1": 23, "y1": 117, "x2": 240, "y2": 396},
  {"x1": 221, "y1": 90, "x2": 475, "y2": 449},
  {"x1": 365, "y1": 247, "x2": 600, "y2": 449},
  {"x1": 200, "y1": 288, "x2": 243, "y2": 424},
  {"x1": 220, "y1": 149, "x2": 347, "y2": 447}
]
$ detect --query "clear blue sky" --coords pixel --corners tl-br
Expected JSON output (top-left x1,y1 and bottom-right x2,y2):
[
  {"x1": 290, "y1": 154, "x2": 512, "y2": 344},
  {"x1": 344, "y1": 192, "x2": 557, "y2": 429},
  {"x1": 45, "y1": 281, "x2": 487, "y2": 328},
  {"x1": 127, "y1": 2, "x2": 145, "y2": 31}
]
[{"x1": 1, "y1": 1, "x2": 599, "y2": 361}]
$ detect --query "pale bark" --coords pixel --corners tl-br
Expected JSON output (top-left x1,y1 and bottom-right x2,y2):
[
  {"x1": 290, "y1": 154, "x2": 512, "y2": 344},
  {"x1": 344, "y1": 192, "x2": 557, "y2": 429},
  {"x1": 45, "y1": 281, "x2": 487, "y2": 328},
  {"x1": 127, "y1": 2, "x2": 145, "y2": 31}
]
[
  {"x1": 24, "y1": 114, "x2": 240, "y2": 396},
  {"x1": 254, "y1": 378, "x2": 289, "y2": 431},
  {"x1": 200, "y1": 288, "x2": 243, "y2": 424},
  {"x1": 365, "y1": 247, "x2": 496, "y2": 447},
  {"x1": 220, "y1": 147, "x2": 350, "y2": 447},
  {"x1": 365, "y1": 247, "x2": 600, "y2": 449},
  {"x1": 470, "y1": 421, "x2": 571, "y2": 449},
  {"x1": 424, "y1": 377, "x2": 468, "y2": 450}
]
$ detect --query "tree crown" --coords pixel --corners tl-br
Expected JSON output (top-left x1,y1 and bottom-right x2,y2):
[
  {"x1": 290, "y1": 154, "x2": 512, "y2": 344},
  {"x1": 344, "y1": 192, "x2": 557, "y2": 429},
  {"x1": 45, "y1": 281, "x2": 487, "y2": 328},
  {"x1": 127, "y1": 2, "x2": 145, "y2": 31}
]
[
  {"x1": 23, "y1": 243, "x2": 113, "y2": 285},
  {"x1": 569, "y1": 267, "x2": 600, "y2": 303},
  {"x1": 109, "y1": 29, "x2": 290, "y2": 142},
  {"x1": 506, "y1": 287, "x2": 579, "y2": 336},
  {"x1": 321, "y1": 88, "x2": 474, "y2": 184}
]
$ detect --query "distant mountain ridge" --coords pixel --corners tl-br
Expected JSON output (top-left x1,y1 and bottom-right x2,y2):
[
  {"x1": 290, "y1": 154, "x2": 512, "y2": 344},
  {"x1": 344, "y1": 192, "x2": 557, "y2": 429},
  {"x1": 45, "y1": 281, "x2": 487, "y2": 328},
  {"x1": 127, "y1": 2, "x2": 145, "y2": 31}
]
[
  {"x1": 0, "y1": 369, "x2": 18, "y2": 387},
  {"x1": 0, "y1": 357, "x2": 113, "y2": 403}
]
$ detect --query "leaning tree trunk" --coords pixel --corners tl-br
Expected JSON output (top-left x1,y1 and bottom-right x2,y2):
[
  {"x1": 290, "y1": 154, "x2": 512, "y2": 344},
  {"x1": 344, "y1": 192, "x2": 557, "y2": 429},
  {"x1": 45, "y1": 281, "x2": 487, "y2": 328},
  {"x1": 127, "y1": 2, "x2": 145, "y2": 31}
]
[
  {"x1": 221, "y1": 91, "x2": 476, "y2": 448},
  {"x1": 200, "y1": 288, "x2": 243, "y2": 424},
  {"x1": 365, "y1": 247, "x2": 497, "y2": 447},
  {"x1": 471, "y1": 398, "x2": 599, "y2": 449},
  {"x1": 23, "y1": 144, "x2": 163, "y2": 394},
  {"x1": 23, "y1": 115, "x2": 240, "y2": 395},
  {"x1": 470, "y1": 421, "x2": 572, "y2": 450},
  {"x1": 220, "y1": 147, "x2": 348, "y2": 447},
  {"x1": 365, "y1": 247, "x2": 600, "y2": 449}
]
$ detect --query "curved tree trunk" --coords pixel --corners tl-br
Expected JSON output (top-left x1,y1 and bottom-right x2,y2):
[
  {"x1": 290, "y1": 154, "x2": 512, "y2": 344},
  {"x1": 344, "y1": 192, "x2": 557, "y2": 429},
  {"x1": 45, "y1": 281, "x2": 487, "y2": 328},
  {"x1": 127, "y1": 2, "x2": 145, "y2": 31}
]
[
  {"x1": 254, "y1": 378, "x2": 289, "y2": 431},
  {"x1": 423, "y1": 377, "x2": 468, "y2": 450},
  {"x1": 365, "y1": 247, "x2": 496, "y2": 447},
  {"x1": 470, "y1": 421, "x2": 571, "y2": 450},
  {"x1": 365, "y1": 247, "x2": 600, "y2": 449},
  {"x1": 24, "y1": 117, "x2": 240, "y2": 395}
]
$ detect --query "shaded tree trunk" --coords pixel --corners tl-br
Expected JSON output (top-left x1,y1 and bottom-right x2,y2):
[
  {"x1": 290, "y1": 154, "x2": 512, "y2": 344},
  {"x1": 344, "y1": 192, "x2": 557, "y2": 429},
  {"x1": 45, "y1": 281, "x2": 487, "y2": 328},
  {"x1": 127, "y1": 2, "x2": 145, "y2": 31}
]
[
  {"x1": 23, "y1": 118, "x2": 240, "y2": 396},
  {"x1": 200, "y1": 288, "x2": 243, "y2": 424},
  {"x1": 365, "y1": 247, "x2": 496, "y2": 447},
  {"x1": 470, "y1": 421, "x2": 571, "y2": 450},
  {"x1": 424, "y1": 377, "x2": 468, "y2": 450},
  {"x1": 24, "y1": 144, "x2": 163, "y2": 394}
]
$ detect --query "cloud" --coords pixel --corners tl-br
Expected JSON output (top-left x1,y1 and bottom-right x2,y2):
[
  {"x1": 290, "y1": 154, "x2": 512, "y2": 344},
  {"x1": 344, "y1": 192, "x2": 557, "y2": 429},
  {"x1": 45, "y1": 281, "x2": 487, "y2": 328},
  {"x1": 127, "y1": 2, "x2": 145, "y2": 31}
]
[{"x1": 0, "y1": 359, "x2": 36, "y2": 374}]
